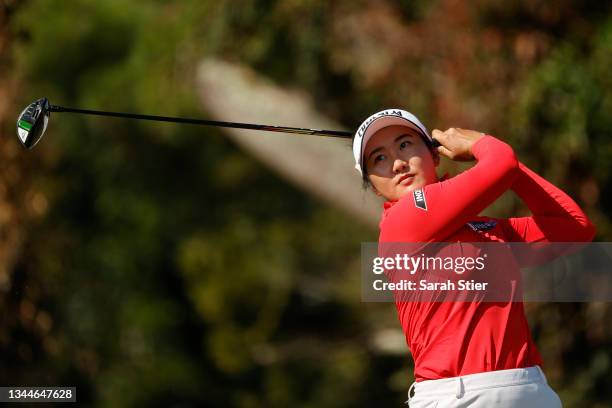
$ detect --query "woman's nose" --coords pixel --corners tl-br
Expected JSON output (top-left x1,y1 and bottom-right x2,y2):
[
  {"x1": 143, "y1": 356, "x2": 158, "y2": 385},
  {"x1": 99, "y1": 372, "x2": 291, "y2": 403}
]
[{"x1": 393, "y1": 159, "x2": 408, "y2": 174}]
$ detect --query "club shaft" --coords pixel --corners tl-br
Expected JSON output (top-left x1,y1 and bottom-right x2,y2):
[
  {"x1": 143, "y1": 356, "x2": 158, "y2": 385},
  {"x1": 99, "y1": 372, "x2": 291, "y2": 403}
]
[{"x1": 49, "y1": 105, "x2": 352, "y2": 138}]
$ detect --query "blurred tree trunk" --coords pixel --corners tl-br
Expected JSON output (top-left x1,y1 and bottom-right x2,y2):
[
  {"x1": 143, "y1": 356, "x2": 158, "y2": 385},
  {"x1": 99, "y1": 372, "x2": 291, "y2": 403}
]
[{"x1": 197, "y1": 58, "x2": 381, "y2": 227}]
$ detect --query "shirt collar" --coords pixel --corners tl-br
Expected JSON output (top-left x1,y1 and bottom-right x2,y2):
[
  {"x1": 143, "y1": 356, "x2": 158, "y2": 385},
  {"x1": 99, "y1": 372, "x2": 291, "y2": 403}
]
[
  {"x1": 380, "y1": 200, "x2": 397, "y2": 227},
  {"x1": 379, "y1": 173, "x2": 449, "y2": 225}
]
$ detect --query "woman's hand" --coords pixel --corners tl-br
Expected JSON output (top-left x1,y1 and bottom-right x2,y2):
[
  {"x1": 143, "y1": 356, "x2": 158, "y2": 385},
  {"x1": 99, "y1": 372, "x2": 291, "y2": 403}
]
[{"x1": 431, "y1": 128, "x2": 485, "y2": 161}]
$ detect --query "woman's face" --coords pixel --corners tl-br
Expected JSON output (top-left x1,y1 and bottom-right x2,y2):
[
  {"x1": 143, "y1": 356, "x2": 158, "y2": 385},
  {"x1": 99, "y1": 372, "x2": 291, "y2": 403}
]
[{"x1": 364, "y1": 125, "x2": 439, "y2": 202}]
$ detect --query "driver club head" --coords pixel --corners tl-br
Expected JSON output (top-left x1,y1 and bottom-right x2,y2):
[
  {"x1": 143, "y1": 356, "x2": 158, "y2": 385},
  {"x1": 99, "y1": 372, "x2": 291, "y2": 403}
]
[{"x1": 17, "y1": 97, "x2": 50, "y2": 149}]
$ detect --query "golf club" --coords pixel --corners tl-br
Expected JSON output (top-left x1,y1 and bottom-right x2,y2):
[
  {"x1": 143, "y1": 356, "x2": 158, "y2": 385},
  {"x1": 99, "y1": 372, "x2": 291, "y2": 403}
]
[
  {"x1": 16, "y1": 97, "x2": 355, "y2": 150},
  {"x1": 16, "y1": 97, "x2": 441, "y2": 150}
]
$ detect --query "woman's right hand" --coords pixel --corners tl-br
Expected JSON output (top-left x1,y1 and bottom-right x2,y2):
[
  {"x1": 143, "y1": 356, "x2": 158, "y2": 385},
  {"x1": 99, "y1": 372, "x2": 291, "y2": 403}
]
[{"x1": 432, "y1": 128, "x2": 485, "y2": 161}]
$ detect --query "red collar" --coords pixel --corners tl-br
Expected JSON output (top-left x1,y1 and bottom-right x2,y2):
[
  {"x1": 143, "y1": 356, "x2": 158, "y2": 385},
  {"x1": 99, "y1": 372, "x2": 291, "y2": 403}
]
[
  {"x1": 380, "y1": 173, "x2": 449, "y2": 221},
  {"x1": 383, "y1": 200, "x2": 397, "y2": 211},
  {"x1": 380, "y1": 200, "x2": 397, "y2": 227}
]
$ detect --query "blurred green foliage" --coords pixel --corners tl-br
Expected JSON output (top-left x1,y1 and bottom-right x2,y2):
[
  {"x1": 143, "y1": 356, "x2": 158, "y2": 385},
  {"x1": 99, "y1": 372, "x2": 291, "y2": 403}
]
[{"x1": 1, "y1": 0, "x2": 611, "y2": 407}]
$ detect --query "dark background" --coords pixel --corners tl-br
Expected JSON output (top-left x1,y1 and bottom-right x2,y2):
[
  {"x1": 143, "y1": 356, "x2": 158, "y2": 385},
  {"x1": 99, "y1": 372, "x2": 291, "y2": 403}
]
[{"x1": 1, "y1": 1, "x2": 610, "y2": 406}]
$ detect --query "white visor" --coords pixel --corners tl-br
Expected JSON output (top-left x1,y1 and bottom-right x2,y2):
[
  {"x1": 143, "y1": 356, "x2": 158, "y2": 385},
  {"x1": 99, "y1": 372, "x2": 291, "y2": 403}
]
[{"x1": 352, "y1": 109, "x2": 431, "y2": 176}]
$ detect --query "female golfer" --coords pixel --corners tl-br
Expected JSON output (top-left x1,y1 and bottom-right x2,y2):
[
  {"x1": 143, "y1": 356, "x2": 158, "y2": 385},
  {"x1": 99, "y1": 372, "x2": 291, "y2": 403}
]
[{"x1": 352, "y1": 109, "x2": 595, "y2": 407}]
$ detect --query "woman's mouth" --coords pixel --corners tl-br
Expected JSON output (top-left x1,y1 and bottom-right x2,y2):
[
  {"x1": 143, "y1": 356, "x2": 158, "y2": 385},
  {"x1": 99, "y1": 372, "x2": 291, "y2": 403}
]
[{"x1": 398, "y1": 174, "x2": 415, "y2": 186}]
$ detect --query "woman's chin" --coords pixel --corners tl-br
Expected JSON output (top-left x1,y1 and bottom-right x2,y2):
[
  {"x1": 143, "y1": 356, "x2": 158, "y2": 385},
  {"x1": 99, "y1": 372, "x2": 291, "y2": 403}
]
[{"x1": 393, "y1": 184, "x2": 418, "y2": 200}]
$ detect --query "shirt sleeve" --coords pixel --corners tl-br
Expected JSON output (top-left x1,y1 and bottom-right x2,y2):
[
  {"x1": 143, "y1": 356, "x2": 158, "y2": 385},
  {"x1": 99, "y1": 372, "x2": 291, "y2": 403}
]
[
  {"x1": 380, "y1": 135, "x2": 519, "y2": 242},
  {"x1": 501, "y1": 162, "x2": 596, "y2": 243}
]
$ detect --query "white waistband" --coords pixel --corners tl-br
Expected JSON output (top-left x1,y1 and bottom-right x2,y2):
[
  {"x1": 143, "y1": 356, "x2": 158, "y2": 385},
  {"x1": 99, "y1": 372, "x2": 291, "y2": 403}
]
[{"x1": 408, "y1": 366, "x2": 547, "y2": 401}]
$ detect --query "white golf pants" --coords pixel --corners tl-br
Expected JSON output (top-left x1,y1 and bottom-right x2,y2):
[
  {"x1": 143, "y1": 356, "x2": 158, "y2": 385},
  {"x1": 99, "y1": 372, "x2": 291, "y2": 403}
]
[{"x1": 406, "y1": 366, "x2": 562, "y2": 407}]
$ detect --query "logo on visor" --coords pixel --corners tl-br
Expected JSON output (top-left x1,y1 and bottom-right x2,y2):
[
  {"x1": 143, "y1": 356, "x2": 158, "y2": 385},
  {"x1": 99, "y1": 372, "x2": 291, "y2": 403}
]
[
  {"x1": 413, "y1": 189, "x2": 427, "y2": 211},
  {"x1": 357, "y1": 110, "x2": 405, "y2": 138}
]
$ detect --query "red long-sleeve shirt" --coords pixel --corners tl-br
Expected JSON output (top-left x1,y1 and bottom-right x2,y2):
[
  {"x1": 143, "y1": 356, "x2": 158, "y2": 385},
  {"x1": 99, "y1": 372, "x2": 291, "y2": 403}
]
[{"x1": 379, "y1": 135, "x2": 595, "y2": 381}]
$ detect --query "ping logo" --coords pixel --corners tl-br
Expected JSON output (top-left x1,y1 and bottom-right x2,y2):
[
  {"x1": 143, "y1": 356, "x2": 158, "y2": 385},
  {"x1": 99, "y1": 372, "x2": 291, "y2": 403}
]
[
  {"x1": 357, "y1": 110, "x2": 405, "y2": 137},
  {"x1": 413, "y1": 188, "x2": 427, "y2": 211}
]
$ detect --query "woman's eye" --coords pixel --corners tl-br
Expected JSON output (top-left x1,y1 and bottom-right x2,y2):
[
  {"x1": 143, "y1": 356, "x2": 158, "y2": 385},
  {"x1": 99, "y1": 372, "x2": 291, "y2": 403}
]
[
  {"x1": 399, "y1": 140, "x2": 411, "y2": 149},
  {"x1": 374, "y1": 154, "x2": 386, "y2": 164}
]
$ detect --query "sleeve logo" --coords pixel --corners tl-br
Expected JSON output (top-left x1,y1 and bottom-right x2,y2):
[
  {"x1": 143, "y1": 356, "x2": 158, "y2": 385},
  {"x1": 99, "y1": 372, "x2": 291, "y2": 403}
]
[{"x1": 413, "y1": 189, "x2": 428, "y2": 211}]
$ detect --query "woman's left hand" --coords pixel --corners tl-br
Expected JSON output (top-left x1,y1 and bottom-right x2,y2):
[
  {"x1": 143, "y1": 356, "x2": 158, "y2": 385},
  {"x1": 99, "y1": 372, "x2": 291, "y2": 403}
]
[{"x1": 431, "y1": 128, "x2": 485, "y2": 161}]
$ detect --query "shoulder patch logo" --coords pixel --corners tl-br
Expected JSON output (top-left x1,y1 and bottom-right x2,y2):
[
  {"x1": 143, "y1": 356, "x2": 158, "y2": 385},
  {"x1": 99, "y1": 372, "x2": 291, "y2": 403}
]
[
  {"x1": 413, "y1": 189, "x2": 428, "y2": 211},
  {"x1": 467, "y1": 220, "x2": 498, "y2": 232}
]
